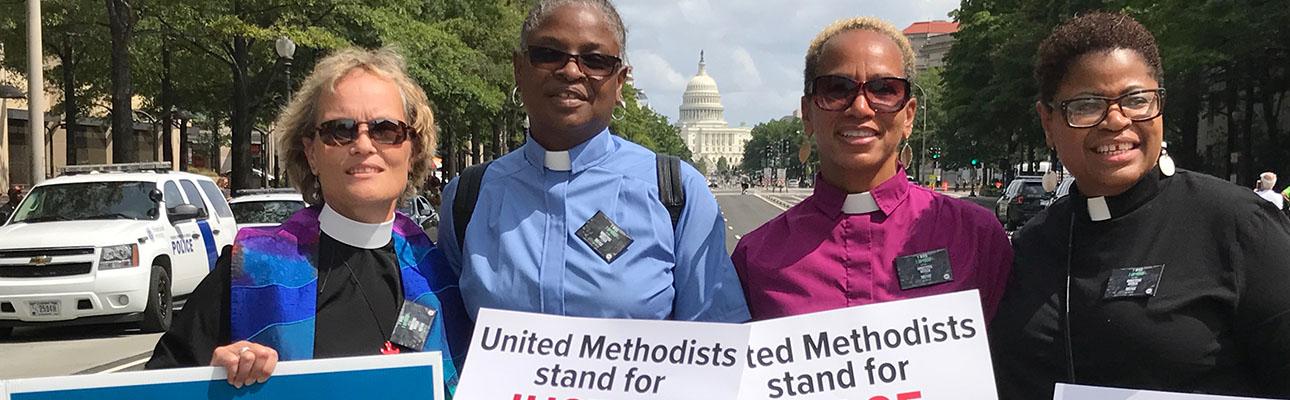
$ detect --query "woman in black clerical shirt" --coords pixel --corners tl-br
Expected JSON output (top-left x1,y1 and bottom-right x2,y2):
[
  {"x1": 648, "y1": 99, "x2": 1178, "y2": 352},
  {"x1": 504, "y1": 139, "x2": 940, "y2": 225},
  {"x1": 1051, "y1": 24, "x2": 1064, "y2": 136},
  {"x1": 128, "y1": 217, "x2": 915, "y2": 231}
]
[
  {"x1": 146, "y1": 47, "x2": 469, "y2": 393},
  {"x1": 990, "y1": 12, "x2": 1290, "y2": 399}
]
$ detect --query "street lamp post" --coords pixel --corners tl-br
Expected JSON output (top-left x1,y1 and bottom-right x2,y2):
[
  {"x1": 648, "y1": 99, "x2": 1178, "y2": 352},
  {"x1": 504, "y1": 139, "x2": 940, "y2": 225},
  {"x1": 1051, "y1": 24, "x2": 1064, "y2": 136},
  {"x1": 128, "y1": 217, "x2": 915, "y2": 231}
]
[
  {"x1": 274, "y1": 36, "x2": 296, "y2": 187},
  {"x1": 911, "y1": 81, "x2": 930, "y2": 183}
]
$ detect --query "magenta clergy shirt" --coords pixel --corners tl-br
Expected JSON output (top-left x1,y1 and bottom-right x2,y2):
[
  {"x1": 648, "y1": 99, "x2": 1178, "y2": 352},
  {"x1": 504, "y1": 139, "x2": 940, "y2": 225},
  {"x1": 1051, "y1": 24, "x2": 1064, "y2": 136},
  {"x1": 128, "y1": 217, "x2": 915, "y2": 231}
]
[{"x1": 733, "y1": 171, "x2": 1013, "y2": 321}]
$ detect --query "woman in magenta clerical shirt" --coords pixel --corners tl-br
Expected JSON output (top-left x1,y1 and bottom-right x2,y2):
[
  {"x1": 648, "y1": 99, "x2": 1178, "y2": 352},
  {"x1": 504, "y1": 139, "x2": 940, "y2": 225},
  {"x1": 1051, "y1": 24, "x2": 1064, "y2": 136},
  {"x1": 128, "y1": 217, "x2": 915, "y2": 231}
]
[{"x1": 732, "y1": 17, "x2": 1012, "y2": 321}]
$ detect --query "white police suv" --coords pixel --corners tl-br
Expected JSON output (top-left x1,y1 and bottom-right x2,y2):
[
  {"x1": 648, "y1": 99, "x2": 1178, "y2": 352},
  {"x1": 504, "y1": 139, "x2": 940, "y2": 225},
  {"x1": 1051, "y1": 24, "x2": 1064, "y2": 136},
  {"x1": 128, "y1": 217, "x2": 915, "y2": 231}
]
[
  {"x1": 229, "y1": 189, "x2": 306, "y2": 232},
  {"x1": 0, "y1": 162, "x2": 237, "y2": 336}
]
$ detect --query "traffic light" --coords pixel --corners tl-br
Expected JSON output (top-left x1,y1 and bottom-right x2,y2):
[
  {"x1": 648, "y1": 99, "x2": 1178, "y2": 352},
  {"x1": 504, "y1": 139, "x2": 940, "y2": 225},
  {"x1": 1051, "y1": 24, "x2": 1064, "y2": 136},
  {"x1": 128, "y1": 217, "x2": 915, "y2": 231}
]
[{"x1": 970, "y1": 158, "x2": 979, "y2": 166}]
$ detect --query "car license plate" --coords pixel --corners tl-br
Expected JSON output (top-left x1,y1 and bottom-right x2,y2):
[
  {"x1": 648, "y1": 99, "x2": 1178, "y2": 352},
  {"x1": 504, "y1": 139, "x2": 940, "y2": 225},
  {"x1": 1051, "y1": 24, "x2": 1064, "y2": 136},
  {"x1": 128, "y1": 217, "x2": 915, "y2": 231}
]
[{"x1": 29, "y1": 300, "x2": 60, "y2": 317}]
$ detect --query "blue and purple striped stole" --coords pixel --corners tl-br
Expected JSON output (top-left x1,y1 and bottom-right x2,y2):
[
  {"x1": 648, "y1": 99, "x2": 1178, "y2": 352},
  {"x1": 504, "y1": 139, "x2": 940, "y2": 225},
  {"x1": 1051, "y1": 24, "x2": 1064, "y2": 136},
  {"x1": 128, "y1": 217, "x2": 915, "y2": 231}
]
[{"x1": 229, "y1": 206, "x2": 466, "y2": 392}]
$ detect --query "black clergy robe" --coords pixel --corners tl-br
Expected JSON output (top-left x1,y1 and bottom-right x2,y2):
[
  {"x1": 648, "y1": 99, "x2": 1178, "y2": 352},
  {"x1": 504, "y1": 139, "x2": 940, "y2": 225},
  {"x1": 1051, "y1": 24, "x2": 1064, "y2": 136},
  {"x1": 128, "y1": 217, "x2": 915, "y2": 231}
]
[{"x1": 990, "y1": 168, "x2": 1290, "y2": 399}]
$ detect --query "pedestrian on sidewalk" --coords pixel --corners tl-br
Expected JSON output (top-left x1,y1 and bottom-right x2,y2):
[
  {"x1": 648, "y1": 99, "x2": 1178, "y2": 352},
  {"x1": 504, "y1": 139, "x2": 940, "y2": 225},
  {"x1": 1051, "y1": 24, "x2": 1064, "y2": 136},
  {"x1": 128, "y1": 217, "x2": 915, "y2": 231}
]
[
  {"x1": 1254, "y1": 172, "x2": 1285, "y2": 211},
  {"x1": 0, "y1": 185, "x2": 24, "y2": 223},
  {"x1": 732, "y1": 17, "x2": 1013, "y2": 322},
  {"x1": 990, "y1": 12, "x2": 1290, "y2": 399}
]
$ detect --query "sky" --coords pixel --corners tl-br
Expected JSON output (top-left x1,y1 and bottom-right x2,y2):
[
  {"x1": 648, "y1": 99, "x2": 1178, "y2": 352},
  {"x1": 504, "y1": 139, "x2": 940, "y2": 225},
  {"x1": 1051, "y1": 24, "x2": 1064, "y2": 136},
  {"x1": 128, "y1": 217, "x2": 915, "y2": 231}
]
[{"x1": 614, "y1": 0, "x2": 960, "y2": 127}]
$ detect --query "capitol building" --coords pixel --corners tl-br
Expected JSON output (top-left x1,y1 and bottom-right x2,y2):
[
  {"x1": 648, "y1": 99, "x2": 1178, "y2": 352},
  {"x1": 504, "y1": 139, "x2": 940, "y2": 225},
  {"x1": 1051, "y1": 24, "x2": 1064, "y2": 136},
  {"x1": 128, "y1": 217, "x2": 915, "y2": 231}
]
[{"x1": 678, "y1": 52, "x2": 752, "y2": 176}]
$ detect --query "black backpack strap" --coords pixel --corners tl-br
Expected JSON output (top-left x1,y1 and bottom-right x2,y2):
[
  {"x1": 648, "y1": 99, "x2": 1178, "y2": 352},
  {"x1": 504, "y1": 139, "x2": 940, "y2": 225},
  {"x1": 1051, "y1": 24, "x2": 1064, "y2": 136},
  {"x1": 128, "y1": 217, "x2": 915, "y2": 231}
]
[
  {"x1": 655, "y1": 154, "x2": 686, "y2": 230},
  {"x1": 452, "y1": 161, "x2": 492, "y2": 249}
]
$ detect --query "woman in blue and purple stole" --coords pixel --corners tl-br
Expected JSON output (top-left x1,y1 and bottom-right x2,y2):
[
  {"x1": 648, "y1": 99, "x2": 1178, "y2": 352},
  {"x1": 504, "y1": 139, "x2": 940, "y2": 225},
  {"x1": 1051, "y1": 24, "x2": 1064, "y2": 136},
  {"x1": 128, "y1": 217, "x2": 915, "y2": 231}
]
[{"x1": 147, "y1": 47, "x2": 468, "y2": 396}]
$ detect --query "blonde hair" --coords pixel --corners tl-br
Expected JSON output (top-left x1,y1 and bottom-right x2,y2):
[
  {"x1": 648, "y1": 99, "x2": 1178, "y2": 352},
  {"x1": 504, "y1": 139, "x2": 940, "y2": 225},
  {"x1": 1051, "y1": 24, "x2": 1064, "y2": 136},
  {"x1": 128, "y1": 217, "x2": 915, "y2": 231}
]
[
  {"x1": 275, "y1": 47, "x2": 437, "y2": 205},
  {"x1": 803, "y1": 17, "x2": 917, "y2": 94}
]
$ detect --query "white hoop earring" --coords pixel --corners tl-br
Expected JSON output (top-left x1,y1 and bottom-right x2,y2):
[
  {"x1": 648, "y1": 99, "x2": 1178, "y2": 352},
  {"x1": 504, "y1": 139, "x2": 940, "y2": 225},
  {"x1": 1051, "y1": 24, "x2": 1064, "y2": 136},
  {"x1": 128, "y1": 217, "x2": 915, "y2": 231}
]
[{"x1": 510, "y1": 86, "x2": 523, "y2": 107}]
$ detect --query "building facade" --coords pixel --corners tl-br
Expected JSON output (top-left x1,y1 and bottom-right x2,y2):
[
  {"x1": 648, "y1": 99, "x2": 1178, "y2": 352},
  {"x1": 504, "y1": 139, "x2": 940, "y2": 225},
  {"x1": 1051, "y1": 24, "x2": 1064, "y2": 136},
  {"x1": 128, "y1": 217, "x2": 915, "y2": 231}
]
[
  {"x1": 677, "y1": 52, "x2": 752, "y2": 176},
  {"x1": 903, "y1": 20, "x2": 959, "y2": 74}
]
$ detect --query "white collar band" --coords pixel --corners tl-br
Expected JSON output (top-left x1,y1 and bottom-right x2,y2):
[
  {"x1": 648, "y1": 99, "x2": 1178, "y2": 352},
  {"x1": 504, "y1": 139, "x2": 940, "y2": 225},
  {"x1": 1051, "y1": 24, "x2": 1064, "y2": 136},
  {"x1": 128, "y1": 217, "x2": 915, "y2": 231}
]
[
  {"x1": 1087, "y1": 196, "x2": 1112, "y2": 222},
  {"x1": 545, "y1": 150, "x2": 572, "y2": 171},
  {"x1": 842, "y1": 192, "x2": 880, "y2": 214},
  {"x1": 319, "y1": 204, "x2": 394, "y2": 249}
]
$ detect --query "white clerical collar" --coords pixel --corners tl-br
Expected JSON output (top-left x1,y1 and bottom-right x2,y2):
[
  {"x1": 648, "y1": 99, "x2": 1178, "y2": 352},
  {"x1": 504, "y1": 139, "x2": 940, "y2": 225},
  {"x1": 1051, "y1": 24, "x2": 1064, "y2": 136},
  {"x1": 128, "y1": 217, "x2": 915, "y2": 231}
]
[
  {"x1": 1086, "y1": 196, "x2": 1112, "y2": 222},
  {"x1": 545, "y1": 150, "x2": 571, "y2": 171},
  {"x1": 319, "y1": 204, "x2": 394, "y2": 249},
  {"x1": 842, "y1": 192, "x2": 880, "y2": 214}
]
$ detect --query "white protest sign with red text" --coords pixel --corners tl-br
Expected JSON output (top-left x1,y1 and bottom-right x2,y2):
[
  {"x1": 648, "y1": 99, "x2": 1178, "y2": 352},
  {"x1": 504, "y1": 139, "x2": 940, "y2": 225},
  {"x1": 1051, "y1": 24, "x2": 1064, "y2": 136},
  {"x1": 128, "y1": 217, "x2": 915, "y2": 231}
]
[
  {"x1": 738, "y1": 290, "x2": 997, "y2": 400},
  {"x1": 455, "y1": 308, "x2": 750, "y2": 400}
]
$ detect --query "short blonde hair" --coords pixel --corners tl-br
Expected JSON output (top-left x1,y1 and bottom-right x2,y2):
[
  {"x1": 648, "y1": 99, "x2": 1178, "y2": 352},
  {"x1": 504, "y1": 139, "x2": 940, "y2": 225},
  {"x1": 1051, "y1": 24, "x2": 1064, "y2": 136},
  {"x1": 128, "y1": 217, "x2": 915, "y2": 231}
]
[
  {"x1": 803, "y1": 17, "x2": 917, "y2": 94},
  {"x1": 275, "y1": 47, "x2": 437, "y2": 205}
]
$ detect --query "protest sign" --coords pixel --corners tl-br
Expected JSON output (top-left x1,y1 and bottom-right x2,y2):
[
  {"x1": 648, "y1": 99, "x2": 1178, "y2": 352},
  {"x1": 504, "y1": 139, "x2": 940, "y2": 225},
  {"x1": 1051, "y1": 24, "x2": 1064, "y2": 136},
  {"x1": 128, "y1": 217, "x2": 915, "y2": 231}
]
[
  {"x1": 1055, "y1": 383, "x2": 1277, "y2": 400},
  {"x1": 1, "y1": 352, "x2": 443, "y2": 400},
  {"x1": 739, "y1": 290, "x2": 996, "y2": 400},
  {"x1": 455, "y1": 308, "x2": 750, "y2": 400}
]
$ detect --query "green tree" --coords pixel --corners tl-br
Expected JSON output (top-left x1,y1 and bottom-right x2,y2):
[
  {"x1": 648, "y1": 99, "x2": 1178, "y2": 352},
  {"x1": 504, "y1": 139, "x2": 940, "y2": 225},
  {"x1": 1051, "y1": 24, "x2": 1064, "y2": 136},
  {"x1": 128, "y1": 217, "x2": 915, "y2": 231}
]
[
  {"x1": 942, "y1": 0, "x2": 1288, "y2": 185},
  {"x1": 716, "y1": 156, "x2": 729, "y2": 175},
  {"x1": 0, "y1": 0, "x2": 112, "y2": 166},
  {"x1": 911, "y1": 67, "x2": 950, "y2": 172},
  {"x1": 740, "y1": 116, "x2": 807, "y2": 180},
  {"x1": 106, "y1": 0, "x2": 138, "y2": 163}
]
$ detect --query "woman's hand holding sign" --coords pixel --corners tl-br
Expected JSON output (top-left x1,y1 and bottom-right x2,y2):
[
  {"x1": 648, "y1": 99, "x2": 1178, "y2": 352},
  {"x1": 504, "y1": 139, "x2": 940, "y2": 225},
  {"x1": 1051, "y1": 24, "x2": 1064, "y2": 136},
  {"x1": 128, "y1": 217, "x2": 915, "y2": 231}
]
[{"x1": 211, "y1": 340, "x2": 279, "y2": 388}]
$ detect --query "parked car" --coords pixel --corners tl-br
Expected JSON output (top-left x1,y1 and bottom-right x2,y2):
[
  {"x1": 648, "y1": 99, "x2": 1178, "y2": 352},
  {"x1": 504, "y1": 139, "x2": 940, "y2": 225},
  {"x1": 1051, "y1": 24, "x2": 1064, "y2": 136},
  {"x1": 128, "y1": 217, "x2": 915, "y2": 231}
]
[
  {"x1": 1041, "y1": 176, "x2": 1077, "y2": 207},
  {"x1": 398, "y1": 195, "x2": 437, "y2": 231},
  {"x1": 229, "y1": 189, "x2": 307, "y2": 231},
  {"x1": 0, "y1": 162, "x2": 237, "y2": 336},
  {"x1": 995, "y1": 176, "x2": 1047, "y2": 230}
]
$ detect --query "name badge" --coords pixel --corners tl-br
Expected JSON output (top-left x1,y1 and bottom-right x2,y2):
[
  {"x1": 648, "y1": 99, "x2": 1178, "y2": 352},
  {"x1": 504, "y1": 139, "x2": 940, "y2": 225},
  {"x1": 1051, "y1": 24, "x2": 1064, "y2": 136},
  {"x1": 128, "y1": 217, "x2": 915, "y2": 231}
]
[
  {"x1": 390, "y1": 299, "x2": 436, "y2": 352},
  {"x1": 894, "y1": 248, "x2": 953, "y2": 290},
  {"x1": 575, "y1": 211, "x2": 634, "y2": 264},
  {"x1": 1103, "y1": 265, "x2": 1164, "y2": 299}
]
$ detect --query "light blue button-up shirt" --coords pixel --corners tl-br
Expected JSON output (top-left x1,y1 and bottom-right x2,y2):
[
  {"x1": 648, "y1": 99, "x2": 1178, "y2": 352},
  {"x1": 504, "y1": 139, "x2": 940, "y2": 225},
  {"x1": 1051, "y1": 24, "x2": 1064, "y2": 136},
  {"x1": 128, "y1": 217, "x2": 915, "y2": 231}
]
[{"x1": 438, "y1": 129, "x2": 749, "y2": 323}]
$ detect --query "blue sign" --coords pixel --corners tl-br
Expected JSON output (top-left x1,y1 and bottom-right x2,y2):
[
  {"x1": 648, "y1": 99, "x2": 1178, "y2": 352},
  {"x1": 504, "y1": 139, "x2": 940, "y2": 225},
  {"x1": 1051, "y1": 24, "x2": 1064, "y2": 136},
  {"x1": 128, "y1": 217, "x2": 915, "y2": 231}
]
[{"x1": 2, "y1": 353, "x2": 443, "y2": 400}]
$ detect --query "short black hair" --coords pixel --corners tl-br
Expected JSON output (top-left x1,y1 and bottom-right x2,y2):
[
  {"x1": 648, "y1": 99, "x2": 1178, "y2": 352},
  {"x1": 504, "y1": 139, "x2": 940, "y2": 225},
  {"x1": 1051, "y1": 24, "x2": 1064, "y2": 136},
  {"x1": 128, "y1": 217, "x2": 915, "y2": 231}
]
[
  {"x1": 519, "y1": 0, "x2": 627, "y2": 56},
  {"x1": 1035, "y1": 11, "x2": 1163, "y2": 104}
]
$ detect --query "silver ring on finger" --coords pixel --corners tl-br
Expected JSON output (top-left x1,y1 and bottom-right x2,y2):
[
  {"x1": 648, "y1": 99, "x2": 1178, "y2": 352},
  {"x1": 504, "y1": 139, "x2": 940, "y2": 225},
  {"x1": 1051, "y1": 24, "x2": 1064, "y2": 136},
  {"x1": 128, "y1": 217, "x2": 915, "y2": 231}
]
[{"x1": 239, "y1": 346, "x2": 251, "y2": 355}]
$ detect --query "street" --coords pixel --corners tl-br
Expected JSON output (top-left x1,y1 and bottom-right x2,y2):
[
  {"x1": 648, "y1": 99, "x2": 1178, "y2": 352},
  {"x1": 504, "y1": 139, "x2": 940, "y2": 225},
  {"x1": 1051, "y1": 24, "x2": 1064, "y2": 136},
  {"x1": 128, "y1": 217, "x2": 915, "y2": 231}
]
[
  {"x1": 0, "y1": 314, "x2": 169, "y2": 378},
  {"x1": 0, "y1": 187, "x2": 998, "y2": 380}
]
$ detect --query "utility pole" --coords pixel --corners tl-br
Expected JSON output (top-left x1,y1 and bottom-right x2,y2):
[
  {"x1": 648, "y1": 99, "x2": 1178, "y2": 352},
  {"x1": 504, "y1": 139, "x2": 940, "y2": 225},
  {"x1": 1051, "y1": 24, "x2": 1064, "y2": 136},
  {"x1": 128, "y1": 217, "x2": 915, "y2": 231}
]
[{"x1": 27, "y1": 0, "x2": 46, "y2": 184}]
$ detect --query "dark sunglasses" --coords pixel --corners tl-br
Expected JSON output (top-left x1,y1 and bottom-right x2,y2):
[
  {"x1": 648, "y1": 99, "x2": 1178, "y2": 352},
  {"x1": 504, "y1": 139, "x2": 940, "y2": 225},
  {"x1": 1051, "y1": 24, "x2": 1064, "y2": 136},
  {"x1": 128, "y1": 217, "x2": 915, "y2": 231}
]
[
  {"x1": 525, "y1": 45, "x2": 623, "y2": 78},
  {"x1": 807, "y1": 75, "x2": 912, "y2": 113},
  {"x1": 314, "y1": 118, "x2": 415, "y2": 146}
]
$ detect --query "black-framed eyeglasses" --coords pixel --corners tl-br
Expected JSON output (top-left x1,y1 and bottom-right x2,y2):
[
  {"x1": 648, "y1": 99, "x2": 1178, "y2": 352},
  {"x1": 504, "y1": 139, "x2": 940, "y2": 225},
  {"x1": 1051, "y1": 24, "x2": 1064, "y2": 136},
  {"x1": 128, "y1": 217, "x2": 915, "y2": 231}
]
[
  {"x1": 525, "y1": 45, "x2": 623, "y2": 78},
  {"x1": 314, "y1": 118, "x2": 415, "y2": 146},
  {"x1": 806, "y1": 75, "x2": 912, "y2": 113},
  {"x1": 1051, "y1": 88, "x2": 1166, "y2": 128}
]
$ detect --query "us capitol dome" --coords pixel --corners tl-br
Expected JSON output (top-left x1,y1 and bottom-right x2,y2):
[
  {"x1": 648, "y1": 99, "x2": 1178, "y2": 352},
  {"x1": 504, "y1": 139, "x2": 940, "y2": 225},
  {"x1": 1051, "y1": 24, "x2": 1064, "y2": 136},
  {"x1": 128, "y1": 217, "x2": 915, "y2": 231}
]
[{"x1": 678, "y1": 51, "x2": 752, "y2": 176}]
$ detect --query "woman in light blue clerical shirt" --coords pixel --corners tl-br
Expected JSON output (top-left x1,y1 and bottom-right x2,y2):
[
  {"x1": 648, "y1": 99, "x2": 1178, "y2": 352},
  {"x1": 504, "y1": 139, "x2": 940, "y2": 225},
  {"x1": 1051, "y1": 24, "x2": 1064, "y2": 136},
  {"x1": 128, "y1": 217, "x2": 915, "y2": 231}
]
[{"x1": 437, "y1": 0, "x2": 749, "y2": 323}]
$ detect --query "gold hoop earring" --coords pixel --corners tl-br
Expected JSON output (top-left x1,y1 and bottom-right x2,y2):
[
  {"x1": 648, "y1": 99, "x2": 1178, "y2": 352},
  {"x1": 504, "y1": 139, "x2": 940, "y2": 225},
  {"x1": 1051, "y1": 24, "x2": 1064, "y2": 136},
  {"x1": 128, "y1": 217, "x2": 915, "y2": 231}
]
[{"x1": 899, "y1": 142, "x2": 914, "y2": 166}]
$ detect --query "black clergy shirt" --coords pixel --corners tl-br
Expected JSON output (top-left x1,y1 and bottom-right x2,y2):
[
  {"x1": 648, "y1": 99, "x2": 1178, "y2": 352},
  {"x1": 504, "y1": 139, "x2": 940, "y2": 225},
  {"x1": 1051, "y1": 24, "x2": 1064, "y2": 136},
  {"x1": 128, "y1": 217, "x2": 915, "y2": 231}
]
[
  {"x1": 146, "y1": 234, "x2": 404, "y2": 368},
  {"x1": 990, "y1": 168, "x2": 1290, "y2": 399}
]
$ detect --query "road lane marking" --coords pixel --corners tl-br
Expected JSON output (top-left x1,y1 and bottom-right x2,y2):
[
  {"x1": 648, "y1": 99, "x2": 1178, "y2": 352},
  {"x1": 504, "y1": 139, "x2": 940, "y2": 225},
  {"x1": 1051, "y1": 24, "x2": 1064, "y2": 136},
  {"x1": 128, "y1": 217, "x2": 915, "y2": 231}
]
[
  {"x1": 101, "y1": 356, "x2": 150, "y2": 373},
  {"x1": 77, "y1": 351, "x2": 153, "y2": 375},
  {"x1": 753, "y1": 194, "x2": 790, "y2": 211}
]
